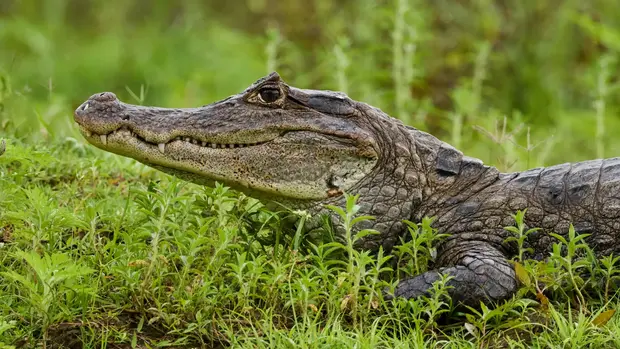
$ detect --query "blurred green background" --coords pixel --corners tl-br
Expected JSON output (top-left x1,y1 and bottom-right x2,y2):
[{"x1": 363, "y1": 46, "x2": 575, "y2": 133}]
[{"x1": 1, "y1": 0, "x2": 620, "y2": 171}]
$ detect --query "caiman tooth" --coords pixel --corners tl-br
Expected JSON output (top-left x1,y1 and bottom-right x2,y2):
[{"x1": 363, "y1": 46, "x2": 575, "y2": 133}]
[
  {"x1": 201, "y1": 141, "x2": 207, "y2": 146},
  {"x1": 100, "y1": 134, "x2": 107, "y2": 145},
  {"x1": 85, "y1": 130, "x2": 92, "y2": 137},
  {"x1": 158, "y1": 143, "x2": 165, "y2": 153},
  {"x1": 210, "y1": 143, "x2": 217, "y2": 149}
]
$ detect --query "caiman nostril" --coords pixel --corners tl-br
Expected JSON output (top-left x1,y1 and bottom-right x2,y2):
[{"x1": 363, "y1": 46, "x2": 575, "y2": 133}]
[{"x1": 92, "y1": 92, "x2": 118, "y2": 102}]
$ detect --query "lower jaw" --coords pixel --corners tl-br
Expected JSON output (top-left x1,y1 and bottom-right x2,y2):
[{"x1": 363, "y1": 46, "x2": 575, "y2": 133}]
[{"x1": 80, "y1": 130, "x2": 371, "y2": 204}]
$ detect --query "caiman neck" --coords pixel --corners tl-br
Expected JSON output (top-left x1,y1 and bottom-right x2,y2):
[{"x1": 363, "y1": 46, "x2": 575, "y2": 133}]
[
  {"x1": 311, "y1": 112, "x2": 431, "y2": 253},
  {"x1": 409, "y1": 127, "x2": 502, "y2": 222}
]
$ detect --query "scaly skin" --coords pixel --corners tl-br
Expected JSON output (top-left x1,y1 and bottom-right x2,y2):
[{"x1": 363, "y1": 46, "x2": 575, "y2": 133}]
[{"x1": 74, "y1": 72, "x2": 620, "y2": 306}]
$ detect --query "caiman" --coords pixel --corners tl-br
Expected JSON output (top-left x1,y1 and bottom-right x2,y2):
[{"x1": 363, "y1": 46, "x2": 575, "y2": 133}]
[{"x1": 74, "y1": 72, "x2": 620, "y2": 306}]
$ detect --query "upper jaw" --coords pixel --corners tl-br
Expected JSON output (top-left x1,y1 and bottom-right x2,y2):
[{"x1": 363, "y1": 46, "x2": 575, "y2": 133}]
[
  {"x1": 79, "y1": 124, "x2": 275, "y2": 154},
  {"x1": 74, "y1": 92, "x2": 280, "y2": 149}
]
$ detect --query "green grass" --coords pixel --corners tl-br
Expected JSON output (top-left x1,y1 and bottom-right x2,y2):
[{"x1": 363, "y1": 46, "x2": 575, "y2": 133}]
[
  {"x1": 3, "y1": 0, "x2": 620, "y2": 347},
  {"x1": 1, "y1": 139, "x2": 620, "y2": 348}
]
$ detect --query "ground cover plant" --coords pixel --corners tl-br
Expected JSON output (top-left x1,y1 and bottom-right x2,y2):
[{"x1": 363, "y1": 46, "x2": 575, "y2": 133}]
[{"x1": 2, "y1": 0, "x2": 620, "y2": 347}]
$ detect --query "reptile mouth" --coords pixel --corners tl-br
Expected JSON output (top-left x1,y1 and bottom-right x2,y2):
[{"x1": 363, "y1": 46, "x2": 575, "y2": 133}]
[{"x1": 79, "y1": 125, "x2": 273, "y2": 154}]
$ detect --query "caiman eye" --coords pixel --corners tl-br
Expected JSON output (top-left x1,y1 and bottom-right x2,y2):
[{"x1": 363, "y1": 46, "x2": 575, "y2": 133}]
[{"x1": 258, "y1": 87, "x2": 281, "y2": 103}]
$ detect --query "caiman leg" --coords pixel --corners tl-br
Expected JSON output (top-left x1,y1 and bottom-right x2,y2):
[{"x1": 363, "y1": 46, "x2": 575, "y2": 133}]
[
  {"x1": 392, "y1": 241, "x2": 516, "y2": 305},
  {"x1": 394, "y1": 158, "x2": 620, "y2": 305}
]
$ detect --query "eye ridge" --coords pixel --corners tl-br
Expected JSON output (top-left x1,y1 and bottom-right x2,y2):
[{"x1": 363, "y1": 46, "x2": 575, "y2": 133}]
[{"x1": 258, "y1": 87, "x2": 281, "y2": 103}]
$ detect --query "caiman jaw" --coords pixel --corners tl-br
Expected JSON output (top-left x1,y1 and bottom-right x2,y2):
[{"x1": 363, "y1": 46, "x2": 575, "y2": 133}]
[
  {"x1": 77, "y1": 124, "x2": 272, "y2": 152},
  {"x1": 74, "y1": 89, "x2": 379, "y2": 202}
]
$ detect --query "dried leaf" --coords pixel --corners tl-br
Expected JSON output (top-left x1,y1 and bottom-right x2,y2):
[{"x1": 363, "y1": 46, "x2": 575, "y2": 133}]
[
  {"x1": 340, "y1": 294, "x2": 352, "y2": 311},
  {"x1": 593, "y1": 309, "x2": 616, "y2": 327},
  {"x1": 536, "y1": 290, "x2": 549, "y2": 310},
  {"x1": 464, "y1": 323, "x2": 478, "y2": 337},
  {"x1": 514, "y1": 261, "x2": 531, "y2": 287},
  {"x1": 308, "y1": 304, "x2": 318, "y2": 312}
]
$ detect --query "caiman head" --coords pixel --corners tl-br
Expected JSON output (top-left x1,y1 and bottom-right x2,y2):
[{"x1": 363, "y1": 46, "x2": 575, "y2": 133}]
[
  {"x1": 73, "y1": 72, "x2": 391, "y2": 209},
  {"x1": 74, "y1": 72, "x2": 430, "y2": 250}
]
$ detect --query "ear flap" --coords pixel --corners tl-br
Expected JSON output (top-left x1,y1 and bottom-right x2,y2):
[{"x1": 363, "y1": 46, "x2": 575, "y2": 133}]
[{"x1": 288, "y1": 88, "x2": 356, "y2": 116}]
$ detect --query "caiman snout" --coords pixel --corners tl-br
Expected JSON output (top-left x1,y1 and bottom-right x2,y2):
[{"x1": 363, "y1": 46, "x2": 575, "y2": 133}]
[{"x1": 74, "y1": 92, "x2": 127, "y2": 135}]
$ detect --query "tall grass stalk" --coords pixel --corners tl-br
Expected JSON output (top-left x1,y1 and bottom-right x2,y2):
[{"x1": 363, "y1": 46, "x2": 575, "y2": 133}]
[
  {"x1": 265, "y1": 27, "x2": 281, "y2": 74},
  {"x1": 594, "y1": 54, "x2": 614, "y2": 159},
  {"x1": 392, "y1": 0, "x2": 416, "y2": 123},
  {"x1": 333, "y1": 38, "x2": 350, "y2": 93},
  {"x1": 451, "y1": 42, "x2": 490, "y2": 149}
]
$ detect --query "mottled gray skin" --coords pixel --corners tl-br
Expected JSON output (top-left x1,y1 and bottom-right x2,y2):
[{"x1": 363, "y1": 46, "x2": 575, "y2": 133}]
[{"x1": 74, "y1": 72, "x2": 620, "y2": 306}]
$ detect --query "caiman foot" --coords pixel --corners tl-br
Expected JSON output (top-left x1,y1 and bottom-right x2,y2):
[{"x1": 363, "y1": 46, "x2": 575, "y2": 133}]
[{"x1": 388, "y1": 242, "x2": 518, "y2": 307}]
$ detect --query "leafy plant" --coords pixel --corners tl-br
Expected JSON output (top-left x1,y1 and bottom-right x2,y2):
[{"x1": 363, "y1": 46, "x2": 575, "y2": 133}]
[{"x1": 1, "y1": 251, "x2": 95, "y2": 343}]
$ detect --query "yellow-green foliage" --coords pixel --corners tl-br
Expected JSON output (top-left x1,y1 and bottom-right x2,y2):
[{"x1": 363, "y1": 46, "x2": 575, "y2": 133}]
[{"x1": 2, "y1": 1, "x2": 620, "y2": 347}]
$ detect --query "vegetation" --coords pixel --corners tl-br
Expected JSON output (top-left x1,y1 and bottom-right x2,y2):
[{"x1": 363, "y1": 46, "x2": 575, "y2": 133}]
[{"x1": 1, "y1": 0, "x2": 620, "y2": 347}]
